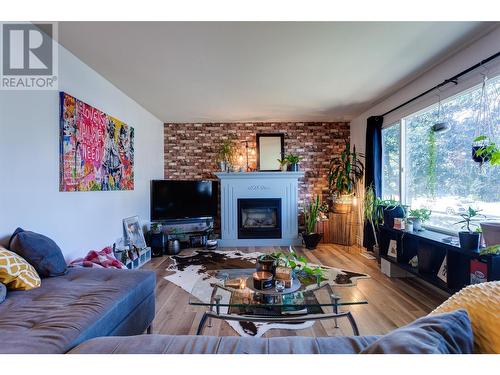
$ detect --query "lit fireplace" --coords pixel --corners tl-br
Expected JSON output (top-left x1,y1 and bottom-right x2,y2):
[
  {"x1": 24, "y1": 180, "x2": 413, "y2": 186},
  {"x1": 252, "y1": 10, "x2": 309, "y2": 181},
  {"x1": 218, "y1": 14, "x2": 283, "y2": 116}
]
[{"x1": 237, "y1": 198, "x2": 282, "y2": 239}]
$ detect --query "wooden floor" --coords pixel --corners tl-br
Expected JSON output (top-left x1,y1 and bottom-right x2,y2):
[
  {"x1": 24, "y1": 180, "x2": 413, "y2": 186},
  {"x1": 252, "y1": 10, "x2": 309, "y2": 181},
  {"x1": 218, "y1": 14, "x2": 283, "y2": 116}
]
[{"x1": 144, "y1": 244, "x2": 449, "y2": 337}]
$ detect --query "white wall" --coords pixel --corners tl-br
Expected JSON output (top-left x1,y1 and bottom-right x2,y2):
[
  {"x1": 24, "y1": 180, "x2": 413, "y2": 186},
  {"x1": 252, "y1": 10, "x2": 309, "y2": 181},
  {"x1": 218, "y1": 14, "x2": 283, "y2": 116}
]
[
  {"x1": 350, "y1": 26, "x2": 500, "y2": 154},
  {"x1": 0, "y1": 45, "x2": 164, "y2": 261}
]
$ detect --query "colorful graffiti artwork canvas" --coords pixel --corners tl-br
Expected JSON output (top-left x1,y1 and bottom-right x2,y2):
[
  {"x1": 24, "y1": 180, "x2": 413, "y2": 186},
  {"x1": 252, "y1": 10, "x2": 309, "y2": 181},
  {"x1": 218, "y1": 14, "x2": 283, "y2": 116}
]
[{"x1": 59, "y1": 92, "x2": 134, "y2": 191}]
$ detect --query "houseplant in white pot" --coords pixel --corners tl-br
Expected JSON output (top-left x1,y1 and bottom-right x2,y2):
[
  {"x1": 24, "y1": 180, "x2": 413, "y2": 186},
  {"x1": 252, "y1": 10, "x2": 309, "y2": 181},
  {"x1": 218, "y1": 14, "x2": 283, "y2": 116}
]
[{"x1": 408, "y1": 208, "x2": 432, "y2": 231}]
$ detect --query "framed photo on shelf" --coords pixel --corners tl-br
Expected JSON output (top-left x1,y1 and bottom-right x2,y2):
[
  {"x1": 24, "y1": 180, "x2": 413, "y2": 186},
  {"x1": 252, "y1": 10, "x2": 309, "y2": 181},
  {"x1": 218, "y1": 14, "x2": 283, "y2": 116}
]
[
  {"x1": 437, "y1": 256, "x2": 447, "y2": 283},
  {"x1": 387, "y1": 240, "x2": 398, "y2": 259},
  {"x1": 123, "y1": 216, "x2": 147, "y2": 249}
]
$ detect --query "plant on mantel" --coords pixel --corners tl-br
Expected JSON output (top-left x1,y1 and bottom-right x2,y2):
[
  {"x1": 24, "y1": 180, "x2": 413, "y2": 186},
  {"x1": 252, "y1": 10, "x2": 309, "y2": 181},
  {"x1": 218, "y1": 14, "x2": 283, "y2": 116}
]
[
  {"x1": 284, "y1": 153, "x2": 303, "y2": 171},
  {"x1": 215, "y1": 139, "x2": 237, "y2": 172},
  {"x1": 328, "y1": 142, "x2": 364, "y2": 213}
]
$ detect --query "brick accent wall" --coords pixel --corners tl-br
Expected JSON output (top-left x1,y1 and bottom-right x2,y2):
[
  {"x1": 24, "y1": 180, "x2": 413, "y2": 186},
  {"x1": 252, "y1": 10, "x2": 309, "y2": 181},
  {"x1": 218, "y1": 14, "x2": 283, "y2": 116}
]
[{"x1": 164, "y1": 122, "x2": 350, "y2": 205}]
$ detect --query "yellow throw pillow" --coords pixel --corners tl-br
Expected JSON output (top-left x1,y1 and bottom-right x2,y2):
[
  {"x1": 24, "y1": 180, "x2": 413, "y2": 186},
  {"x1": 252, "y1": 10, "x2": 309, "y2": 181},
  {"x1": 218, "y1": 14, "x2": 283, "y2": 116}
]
[
  {"x1": 0, "y1": 246, "x2": 41, "y2": 290},
  {"x1": 431, "y1": 281, "x2": 500, "y2": 354}
]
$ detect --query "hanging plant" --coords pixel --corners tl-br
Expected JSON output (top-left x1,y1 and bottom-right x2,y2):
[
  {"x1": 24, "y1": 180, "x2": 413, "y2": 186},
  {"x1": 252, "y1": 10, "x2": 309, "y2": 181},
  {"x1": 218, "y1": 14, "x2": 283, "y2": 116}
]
[
  {"x1": 427, "y1": 128, "x2": 437, "y2": 197},
  {"x1": 472, "y1": 75, "x2": 495, "y2": 164},
  {"x1": 473, "y1": 135, "x2": 500, "y2": 166}
]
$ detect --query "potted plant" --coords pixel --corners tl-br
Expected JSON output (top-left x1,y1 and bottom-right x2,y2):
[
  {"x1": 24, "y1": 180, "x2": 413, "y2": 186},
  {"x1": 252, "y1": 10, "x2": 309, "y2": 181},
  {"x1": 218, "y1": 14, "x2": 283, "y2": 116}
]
[
  {"x1": 216, "y1": 139, "x2": 237, "y2": 172},
  {"x1": 379, "y1": 198, "x2": 405, "y2": 229},
  {"x1": 328, "y1": 142, "x2": 364, "y2": 213},
  {"x1": 455, "y1": 207, "x2": 484, "y2": 252},
  {"x1": 408, "y1": 208, "x2": 432, "y2": 231},
  {"x1": 473, "y1": 136, "x2": 500, "y2": 166},
  {"x1": 302, "y1": 195, "x2": 322, "y2": 250},
  {"x1": 151, "y1": 222, "x2": 162, "y2": 234},
  {"x1": 285, "y1": 154, "x2": 302, "y2": 171},
  {"x1": 363, "y1": 185, "x2": 383, "y2": 257},
  {"x1": 277, "y1": 158, "x2": 288, "y2": 172}
]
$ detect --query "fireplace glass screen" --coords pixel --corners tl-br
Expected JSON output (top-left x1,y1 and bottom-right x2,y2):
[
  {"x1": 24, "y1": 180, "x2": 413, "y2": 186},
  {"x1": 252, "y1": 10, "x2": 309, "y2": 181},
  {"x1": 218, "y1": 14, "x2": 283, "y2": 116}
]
[{"x1": 237, "y1": 198, "x2": 281, "y2": 239}]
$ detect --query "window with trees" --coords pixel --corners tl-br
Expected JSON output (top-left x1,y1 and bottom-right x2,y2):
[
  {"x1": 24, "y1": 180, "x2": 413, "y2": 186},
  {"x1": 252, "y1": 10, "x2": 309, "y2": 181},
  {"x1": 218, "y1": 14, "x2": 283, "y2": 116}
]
[{"x1": 382, "y1": 74, "x2": 500, "y2": 233}]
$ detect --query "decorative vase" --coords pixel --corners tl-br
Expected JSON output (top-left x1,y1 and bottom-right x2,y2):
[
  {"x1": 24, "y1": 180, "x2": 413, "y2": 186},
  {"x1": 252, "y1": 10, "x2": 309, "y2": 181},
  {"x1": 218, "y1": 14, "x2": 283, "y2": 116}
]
[
  {"x1": 480, "y1": 222, "x2": 500, "y2": 246},
  {"x1": 302, "y1": 233, "x2": 322, "y2": 250},
  {"x1": 411, "y1": 218, "x2": 422, "y2": 231},
  {"x1": 458, "y1": 231, "x2": 481, "y2": 252},
  {"x1": 281, "y1": 164, "x2": 288, "y2": 172},
  {"x1": 166, "y1": 239, "x2": 181, "y2": 255},
  {"x1": 219, "y1": 161, "x2": 227, "y2": 172},
  {"x1": 288, "y1": 163, "x2": 299, "y2": 172}
]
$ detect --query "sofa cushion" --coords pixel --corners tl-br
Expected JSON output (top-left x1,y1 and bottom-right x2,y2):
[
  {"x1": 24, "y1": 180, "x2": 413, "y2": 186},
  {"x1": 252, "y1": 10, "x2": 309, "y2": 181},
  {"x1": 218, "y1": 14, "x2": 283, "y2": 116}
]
[
  {"x1": 360, "y1": 309, "x2": 473, "y2": 354},
  {"x1": 0, "y1": 267, "x2": 155, "y2": 353},
  {"x1": 0, "y1": 247, "x2": 41, "y2": 290},
  {"x1": 0, "y1": 283, "x2": 6, "y2": 303},
  {"x1": 9, "y1": 228, "x2": 67, "y2": 278},
  {"x1": 69, "y1": 334, "x2": 382, "y2": 354}
]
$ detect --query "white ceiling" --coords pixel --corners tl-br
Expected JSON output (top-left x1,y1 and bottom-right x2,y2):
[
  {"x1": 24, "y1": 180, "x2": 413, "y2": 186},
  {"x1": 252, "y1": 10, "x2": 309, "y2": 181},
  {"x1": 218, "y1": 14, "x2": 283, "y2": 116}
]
[{"x1": 58, "y1": 22, "x2": 493, "y2": 123}]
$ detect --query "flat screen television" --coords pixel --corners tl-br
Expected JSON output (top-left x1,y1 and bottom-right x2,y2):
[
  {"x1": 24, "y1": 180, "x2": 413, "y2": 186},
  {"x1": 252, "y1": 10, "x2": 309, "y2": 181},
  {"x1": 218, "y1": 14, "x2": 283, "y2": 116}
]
[{"x1": 150, "y1": 180, "x2": 218, "y2": 221}]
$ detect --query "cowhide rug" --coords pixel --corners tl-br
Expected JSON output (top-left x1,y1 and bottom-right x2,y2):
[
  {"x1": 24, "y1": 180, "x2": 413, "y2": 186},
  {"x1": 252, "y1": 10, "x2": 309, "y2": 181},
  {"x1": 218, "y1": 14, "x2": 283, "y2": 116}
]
[{"x1": 164, "y1": 248, "x2": 370, "y2": 337}]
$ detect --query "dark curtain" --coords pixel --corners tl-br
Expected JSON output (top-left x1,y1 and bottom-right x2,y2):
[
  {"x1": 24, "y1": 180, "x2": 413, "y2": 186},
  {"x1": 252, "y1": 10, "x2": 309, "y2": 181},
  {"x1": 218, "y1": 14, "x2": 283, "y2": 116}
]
[{"x1": 363, "y1": 115, "x2": 383, "y2": 251}]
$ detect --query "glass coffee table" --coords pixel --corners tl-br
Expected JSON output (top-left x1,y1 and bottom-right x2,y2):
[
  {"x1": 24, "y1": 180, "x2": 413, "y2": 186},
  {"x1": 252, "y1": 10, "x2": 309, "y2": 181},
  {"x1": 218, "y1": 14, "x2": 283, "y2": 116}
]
[{"x1": 189, "y1": 268, "x2": 368, "y2": 335}]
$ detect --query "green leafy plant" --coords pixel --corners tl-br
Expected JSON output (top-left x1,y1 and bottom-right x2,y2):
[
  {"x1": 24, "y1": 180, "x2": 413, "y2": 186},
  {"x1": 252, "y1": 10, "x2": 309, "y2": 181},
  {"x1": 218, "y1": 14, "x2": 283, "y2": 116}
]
[
  {"x1": 455, "y1": 207, "x2": 484, "y2": 232},
  {"x1": 277, "y1": 158, "x2": 288, "y2": 167},
  {"x1": 303, "y1": 195, "x2": 321, "y2": 234},
  {"x1": 363, "y1": 185, "x2": 384, "y2": 248},
  {"x1": 408, "y1": 208, "x2": 432, "y2": 222},
  {"x1": 216, "y1": 139, "x2": 237, "y2": 164},
  {"x1": 284, "y1": 154, "x2": 303, "y2": 165},
  {"x1": 474, "y1": 136, "x2": 500, "y2": 166},
  {"x1": 271, "y1": 249, "x2": 326, "y2": 281},
  {"x1": 479, "y1": 244, "x2": 500, "y2": 256},
  {"x1": 328, "y1": 142, "x2": 364, "y2": 196}
]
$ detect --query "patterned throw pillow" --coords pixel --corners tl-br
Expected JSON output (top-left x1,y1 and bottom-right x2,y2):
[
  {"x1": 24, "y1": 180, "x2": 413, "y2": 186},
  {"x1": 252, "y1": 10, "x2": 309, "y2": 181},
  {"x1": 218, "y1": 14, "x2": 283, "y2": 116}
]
[
  {"x1": 431, "y1": 281, "x2": 500, "y2": 354},
  {"x1": 0, "y1": 247, "x2": 41, "y2": 290}
]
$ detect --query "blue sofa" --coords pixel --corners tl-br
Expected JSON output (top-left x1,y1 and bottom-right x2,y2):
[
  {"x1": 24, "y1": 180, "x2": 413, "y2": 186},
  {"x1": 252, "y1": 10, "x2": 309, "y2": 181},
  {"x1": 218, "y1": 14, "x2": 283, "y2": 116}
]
[{"x1": 0, "y1": 267, "x2": 155, "y2": 354}]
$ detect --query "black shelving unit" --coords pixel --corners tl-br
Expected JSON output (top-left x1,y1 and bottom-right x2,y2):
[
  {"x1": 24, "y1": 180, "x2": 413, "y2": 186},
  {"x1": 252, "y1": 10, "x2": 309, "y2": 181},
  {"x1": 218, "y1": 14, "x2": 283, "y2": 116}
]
[{"x1": 379, "y1": 226, "x2": 500, "y2": 294}]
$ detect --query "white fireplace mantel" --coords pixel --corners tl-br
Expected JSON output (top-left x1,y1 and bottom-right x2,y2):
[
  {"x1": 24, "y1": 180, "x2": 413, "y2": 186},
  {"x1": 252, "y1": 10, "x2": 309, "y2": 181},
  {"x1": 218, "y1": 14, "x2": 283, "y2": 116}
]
[{"x1": 215, "y1": 171, "x2": 305, "y2": 247}]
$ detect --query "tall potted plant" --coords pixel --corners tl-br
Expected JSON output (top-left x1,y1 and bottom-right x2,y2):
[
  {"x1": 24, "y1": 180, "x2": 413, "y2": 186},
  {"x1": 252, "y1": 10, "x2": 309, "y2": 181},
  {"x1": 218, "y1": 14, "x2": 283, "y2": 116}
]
[
  {"x1": 302, "y1": 195, "x2": 322, "y2": 250},
  {"x1": 328, "y1": 142, "x2": 364, "y2": 213},
  {"x1": 363, "y1": 185, "x2": 383, "y2": 257},
  {"x1": 456, "y1": 207, "x2": 483, "y2": 252}
]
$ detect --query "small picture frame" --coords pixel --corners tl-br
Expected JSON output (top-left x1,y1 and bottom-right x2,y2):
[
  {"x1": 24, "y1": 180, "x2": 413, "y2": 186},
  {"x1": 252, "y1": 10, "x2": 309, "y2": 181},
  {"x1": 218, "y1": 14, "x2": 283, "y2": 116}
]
[
  {"x1": 123, "y1": 216, "x2": 147, "y2": 249},
  {"x1": 437, "y1": 256, "x2": 447, "y2": 283},
  {"x1": 387, "y1": 240, "x2": 398, "y2": 259}
]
